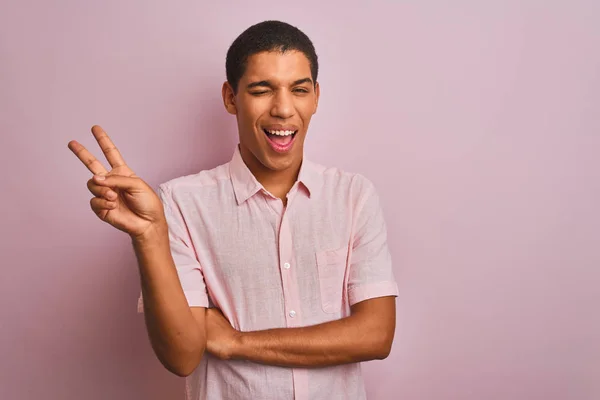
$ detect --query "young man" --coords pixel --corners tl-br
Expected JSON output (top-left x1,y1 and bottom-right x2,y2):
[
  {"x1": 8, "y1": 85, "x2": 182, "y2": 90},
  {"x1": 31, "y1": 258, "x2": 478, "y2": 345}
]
[{"x1": 69, "y1": 20, "x2": 398, "y2": 400}]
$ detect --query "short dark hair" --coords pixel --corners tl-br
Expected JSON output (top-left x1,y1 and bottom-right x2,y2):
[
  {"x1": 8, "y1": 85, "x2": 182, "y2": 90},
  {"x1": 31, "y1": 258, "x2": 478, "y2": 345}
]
[{"x1": 226, "y1": 20, "x2": 319, "y2": 94}]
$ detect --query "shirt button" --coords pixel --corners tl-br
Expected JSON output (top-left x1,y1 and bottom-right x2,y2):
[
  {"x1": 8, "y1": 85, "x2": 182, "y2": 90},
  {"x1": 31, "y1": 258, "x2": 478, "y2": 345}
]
[
  {"x1": 289, "y1": 310, "x2": 296, "y2": 318},
  {"x1": 283, "y1": 262, "x2": 291, "y2": 269}
]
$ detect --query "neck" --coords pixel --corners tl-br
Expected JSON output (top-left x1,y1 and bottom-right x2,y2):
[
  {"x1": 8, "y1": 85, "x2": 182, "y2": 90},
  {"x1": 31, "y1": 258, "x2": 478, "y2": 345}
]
[{"x1": 239, "y1": 146, "x2": 301, "y2": 201}]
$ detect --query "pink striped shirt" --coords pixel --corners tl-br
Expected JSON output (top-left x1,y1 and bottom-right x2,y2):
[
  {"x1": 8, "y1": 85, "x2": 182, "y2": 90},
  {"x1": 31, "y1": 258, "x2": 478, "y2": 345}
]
[{"x1": 139, "y1": 146, "x2": 398, "y2": 399}]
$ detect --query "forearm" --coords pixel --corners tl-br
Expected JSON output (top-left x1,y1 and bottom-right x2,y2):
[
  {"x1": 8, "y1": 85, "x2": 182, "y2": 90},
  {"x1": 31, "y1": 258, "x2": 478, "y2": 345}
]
[
  {"x1": 133, "y1": 223, "x2": 205, "y2": 376},
  {"x1": 231, "y1": 314, "x2": 391, "y2": 368}
]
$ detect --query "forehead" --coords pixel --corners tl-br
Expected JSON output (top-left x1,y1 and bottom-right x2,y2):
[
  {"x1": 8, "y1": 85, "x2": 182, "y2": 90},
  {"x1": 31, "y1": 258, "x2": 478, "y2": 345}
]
[{"x1": 242, "y1": 50, "x2": 312, "y2": 83}]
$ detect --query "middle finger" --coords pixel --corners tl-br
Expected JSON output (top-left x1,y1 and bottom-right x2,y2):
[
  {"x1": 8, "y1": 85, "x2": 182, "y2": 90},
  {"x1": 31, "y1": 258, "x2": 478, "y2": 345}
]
[{"x1": 91, "y1": 125, "x2": 127, "y2": 169}]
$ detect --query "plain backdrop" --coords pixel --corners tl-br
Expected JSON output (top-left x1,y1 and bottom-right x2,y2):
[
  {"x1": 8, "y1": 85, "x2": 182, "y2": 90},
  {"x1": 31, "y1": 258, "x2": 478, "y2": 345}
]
[{"x1": 1, "y1": 1, "x2": 598, "y2": 399}]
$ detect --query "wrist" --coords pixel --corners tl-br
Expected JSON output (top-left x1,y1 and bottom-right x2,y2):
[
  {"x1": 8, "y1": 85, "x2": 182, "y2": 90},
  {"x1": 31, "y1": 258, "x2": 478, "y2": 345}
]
[
  {"x1": 131, "y1": 220, "x2": 168, "y2": 248},
  {"x1": 229, "y1": 331, "x2": 246, "y2": 360}
]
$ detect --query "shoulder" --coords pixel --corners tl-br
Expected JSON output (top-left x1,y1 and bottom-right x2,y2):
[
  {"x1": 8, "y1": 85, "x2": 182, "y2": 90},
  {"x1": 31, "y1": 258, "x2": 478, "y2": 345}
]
[
  {"x1": 157, "y1": 161, "x2": 232, "y2": 203},
  {"x1": 309, "y1": 160, "x2": 378, "y2": 202}
]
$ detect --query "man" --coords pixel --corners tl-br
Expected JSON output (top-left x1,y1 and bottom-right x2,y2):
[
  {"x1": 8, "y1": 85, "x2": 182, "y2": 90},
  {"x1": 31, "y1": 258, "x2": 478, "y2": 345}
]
[{"x1": 68, "y1": 20, "x2": 398, "y2": 400}]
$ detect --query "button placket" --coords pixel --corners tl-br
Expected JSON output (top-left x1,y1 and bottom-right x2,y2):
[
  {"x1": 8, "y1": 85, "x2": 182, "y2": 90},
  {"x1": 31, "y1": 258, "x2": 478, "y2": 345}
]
[
  {"x1": 278, "y1": 206, "x2": 301, "y2": 328},
  {"x1": 279, "y1": 191, "x2": 308, "y2": 400}
]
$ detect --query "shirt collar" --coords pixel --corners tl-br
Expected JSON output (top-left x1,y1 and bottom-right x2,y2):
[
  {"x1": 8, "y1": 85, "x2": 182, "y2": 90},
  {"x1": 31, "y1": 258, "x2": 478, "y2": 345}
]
[{"x1": 229, "y1": 145, "x2": 320, "y2": 205}]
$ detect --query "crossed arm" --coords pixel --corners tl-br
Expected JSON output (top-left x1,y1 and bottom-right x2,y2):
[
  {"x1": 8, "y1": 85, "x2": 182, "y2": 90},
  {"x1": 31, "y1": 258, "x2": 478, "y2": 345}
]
[
  {"x1": 205, "y1": 295, "x2": 396, "y2": 368},
  {"x1": 135, "y1": 224, "x2": 396, "y2": 376}
]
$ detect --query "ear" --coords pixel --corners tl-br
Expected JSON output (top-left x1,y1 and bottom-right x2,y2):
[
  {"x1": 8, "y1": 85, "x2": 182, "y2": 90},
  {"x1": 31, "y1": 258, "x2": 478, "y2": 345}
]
[
  {"x1": 313, "y1": 81, "x2": 320, "y2": 115},
  {"x1": 222, "y1": 81, "x2": 237, "y2": 115}
]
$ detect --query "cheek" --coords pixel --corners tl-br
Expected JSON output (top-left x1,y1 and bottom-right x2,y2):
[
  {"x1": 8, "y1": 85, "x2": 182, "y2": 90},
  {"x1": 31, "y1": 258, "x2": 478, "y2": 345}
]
[
  {"x1": 299, "y1": 109, "x2": 314, "y2": 126},
  {"x1": 239, "y1": 103, "x2": 265, "y2": 127},
  {"x1": 236, "y1": 110, "x2": 255, "y2": 131},
  {"x1": 297, "y1": 98, "x2": 317, "y2": 120}
]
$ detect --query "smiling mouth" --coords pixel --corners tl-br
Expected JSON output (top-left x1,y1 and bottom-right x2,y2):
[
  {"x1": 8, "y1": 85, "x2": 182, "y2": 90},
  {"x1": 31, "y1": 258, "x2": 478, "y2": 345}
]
[
  {"x1": 263, "y1": 129, "x2": 297, "y2": 143},
  {"x1": 262, "y1": 128, "x2": 298, "y2": 152}
]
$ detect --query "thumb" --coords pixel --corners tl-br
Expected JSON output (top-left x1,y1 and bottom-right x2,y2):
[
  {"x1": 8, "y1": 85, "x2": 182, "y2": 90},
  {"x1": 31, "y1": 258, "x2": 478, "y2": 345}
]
[{"x1": 93, "y1": 174, "x2": 145, "y2": 191}]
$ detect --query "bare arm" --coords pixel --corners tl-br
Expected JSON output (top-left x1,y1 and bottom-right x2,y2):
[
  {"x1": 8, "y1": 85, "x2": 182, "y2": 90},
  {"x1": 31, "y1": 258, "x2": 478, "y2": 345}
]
[
  {"x1": 208, "y1": 296, "x2": 395, "y2": 368},
  {"x1": 134, "y1": 224, "x2": 206, "y2": 377},
  {"x1": 69, "y1": 126, "x2": 205, "y2": 377}
]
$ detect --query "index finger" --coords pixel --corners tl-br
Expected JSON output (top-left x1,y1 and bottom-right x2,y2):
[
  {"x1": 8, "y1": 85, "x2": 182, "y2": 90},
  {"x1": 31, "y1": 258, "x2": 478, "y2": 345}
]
[
  {"x1": 91, "y1": 125, "x2": 127, "y2": 169},
  {"x1": 68, "y1": 140, "x2": 109, "y2": 175}
]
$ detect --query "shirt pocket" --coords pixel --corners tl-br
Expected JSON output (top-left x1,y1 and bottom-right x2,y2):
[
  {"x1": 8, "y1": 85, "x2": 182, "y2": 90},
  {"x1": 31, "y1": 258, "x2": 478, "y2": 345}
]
[{"x1": 315, "y1": 246, "x2": 348, "y2": 314}]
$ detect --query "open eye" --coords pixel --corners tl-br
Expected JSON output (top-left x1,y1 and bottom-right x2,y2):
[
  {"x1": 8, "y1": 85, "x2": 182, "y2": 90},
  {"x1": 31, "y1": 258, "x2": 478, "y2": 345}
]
[{"x1": 293, "y1": 87, "x2": 309, "y2": 94}]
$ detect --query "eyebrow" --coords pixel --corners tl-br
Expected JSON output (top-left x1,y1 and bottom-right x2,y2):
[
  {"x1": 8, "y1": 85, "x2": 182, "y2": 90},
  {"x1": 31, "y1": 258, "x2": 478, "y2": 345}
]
[{"x1": 246, "y1": 77, "x2": 314, "y2": 90}]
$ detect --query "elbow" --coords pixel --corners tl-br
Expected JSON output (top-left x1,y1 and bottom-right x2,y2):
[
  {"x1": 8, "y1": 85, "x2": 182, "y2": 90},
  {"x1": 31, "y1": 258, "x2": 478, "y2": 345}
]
[
  {"x1": 356, "y1": 334, "x2": 393, "y2": 361},
  {"x1": 157, "y1": 342, "x2": 206, "y2": 378},
  {"x1": 374, "y1": 343, "x2": 392, "y2": 360},
  {"x1": 164, "y1": 348, "x2": 205, "y2": 377},
  {"x1": 169, "y1": 363, "x2": 197, "y2": 378},
  {"x1": 168, "y1": 365, "x2": 192, "y2": 378},
  {"x1": 373, "y1": 334, "x2": 394, "y2": 360}
]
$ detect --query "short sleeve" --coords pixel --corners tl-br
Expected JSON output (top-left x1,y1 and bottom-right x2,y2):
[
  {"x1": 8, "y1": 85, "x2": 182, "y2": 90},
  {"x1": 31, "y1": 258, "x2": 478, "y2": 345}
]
[
  {"x1": 137, "y1": 184, "x2": 209, "y2": 313},
  {"x1": 347, "y1": 176, "x2": 399, "y2": 306}
]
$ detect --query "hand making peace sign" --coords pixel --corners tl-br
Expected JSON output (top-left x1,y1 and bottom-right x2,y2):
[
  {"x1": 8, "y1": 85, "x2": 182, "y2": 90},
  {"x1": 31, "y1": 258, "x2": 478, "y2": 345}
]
[{"x1": 68, "y1": 125, "x2": 165, "y2": 239}]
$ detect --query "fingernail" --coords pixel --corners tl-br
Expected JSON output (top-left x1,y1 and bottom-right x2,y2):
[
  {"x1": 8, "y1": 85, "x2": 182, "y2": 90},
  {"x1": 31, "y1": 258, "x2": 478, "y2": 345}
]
[{"x1": 95, "y1": 175, "x2": 106, "y2": 181}]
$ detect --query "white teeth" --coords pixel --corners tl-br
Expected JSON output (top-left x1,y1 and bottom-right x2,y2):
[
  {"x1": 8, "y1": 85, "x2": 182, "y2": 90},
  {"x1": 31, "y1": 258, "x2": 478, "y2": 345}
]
[{"x1": 266, "y1": 129, "x2": 295, "y2": 136}]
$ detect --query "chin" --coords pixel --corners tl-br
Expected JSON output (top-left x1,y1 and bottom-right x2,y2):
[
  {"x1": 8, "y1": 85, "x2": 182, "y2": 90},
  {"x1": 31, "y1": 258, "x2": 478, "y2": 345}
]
[
  {"x1": 240, "y1": 128, "x2": 304, "y2": 172},
  {"x1": 261, "y1": 152, "x2": 297, "y2": 171}
]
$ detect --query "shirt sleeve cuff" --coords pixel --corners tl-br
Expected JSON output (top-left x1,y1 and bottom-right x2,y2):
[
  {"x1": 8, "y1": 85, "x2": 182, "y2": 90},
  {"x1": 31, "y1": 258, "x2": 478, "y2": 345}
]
[
  {"x1": 136, "y1": 290, "x2": 209, "y2": 313},
  {"x1": 348, "y1": 281, "x2": 399, "y2": 306}
]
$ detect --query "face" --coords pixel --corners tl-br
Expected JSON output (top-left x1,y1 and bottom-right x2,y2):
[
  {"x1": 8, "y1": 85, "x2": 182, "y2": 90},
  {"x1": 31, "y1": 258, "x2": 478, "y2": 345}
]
[{"x1": 222, "y1": 50, "x2": 320, "y2": 174}]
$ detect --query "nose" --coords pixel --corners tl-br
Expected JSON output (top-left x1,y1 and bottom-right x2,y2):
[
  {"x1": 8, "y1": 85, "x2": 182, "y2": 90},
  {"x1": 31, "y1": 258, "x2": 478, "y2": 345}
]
[{"x1": 270, "y1": 90, "x2": 295, "y2": 119}]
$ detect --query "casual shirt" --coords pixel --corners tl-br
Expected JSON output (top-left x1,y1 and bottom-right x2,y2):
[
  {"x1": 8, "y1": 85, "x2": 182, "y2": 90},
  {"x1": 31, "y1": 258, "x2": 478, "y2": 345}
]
[{"x1": 138, "y1": 146, "x2": 399, "y2": 400}]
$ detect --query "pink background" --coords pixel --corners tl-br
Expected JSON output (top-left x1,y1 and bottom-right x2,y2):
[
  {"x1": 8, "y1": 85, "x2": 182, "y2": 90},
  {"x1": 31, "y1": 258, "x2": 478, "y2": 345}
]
[{"x1": 1, "y1": 1, "x2": 598, "y2": 399}]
